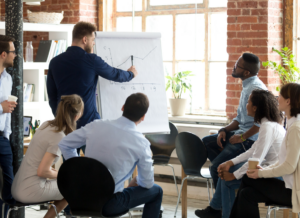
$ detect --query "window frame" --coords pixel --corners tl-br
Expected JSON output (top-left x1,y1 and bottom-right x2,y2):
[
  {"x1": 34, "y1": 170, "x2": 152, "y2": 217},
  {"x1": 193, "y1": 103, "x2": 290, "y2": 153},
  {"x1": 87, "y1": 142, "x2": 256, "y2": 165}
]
[{"x1": 103, "y1": 0, "x2": 227, "y2": 115}]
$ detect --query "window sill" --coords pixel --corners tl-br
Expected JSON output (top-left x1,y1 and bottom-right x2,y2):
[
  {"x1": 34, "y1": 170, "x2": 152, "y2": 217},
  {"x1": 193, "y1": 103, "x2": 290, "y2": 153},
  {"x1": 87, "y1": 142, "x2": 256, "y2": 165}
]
[{"x1": 168, "y1": 114, "x2": 228, "y2": 126}]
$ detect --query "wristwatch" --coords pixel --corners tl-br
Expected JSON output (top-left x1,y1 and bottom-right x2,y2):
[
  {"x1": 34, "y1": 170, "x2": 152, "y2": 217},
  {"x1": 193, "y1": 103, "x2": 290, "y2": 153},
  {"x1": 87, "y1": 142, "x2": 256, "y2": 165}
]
[
  {"x1": 218, "y1": 128, "x2": 227, "y2": 134},
  {"x1": 240, "y1": 134, "x2": 246, "y2": 142}
]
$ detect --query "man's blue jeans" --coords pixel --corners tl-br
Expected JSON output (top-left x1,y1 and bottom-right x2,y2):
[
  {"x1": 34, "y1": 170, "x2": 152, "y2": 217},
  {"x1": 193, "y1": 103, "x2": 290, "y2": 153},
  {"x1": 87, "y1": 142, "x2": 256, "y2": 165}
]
[
  {"x1": 202, "y1": 132, "x2": 254, "y2": 188},
  {"x1": 102, "y1": 184, "x2": 163, "y2": 218},
  {"x1": 210, "y1": 163, "x2": 245, "y2": 218},
  {"x1": 0, "y1": 136, "x2": 15, "y2": 218}
]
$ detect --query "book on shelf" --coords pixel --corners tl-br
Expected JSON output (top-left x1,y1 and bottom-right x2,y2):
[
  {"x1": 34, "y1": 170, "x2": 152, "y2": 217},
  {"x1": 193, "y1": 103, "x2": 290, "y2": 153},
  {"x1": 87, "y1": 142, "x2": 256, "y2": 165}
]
[
  {"x1": 23, "y1": 83, "x2": 27, "y2": 101},
  {"x1": 44, "y1": 75, "x2": 48, "y2": 101},
  {"x1": 34, "y1": 39, "x2": 67, "y2": 63},
  {"x1": 24, "y1": 84, "x2": 35, "y2": 102}
]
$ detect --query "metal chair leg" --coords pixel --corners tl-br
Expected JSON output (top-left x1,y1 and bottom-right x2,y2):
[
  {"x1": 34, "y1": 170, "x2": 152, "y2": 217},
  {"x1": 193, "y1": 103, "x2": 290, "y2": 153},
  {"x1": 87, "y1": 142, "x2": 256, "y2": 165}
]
[
  {"x1": 6, "y1": 208, "x2": 13, "y2": 218},
  {"x1": 127, "y1": 211, "x2": 132, "y2": 218},
  {"x1": 167, "y1": 164, "x2": 179, "y2": 197},
  {"x1": 206, "y1": 179, "x2": 211, "y2": 204},
  {"x1": 266, "y1": 206, "x2": 271, "y2": 218},
  {"x1": 50, "y1": 203, "x2": 59, "y2": 218},
  {"x1": 2, "y1": 203, "x2": 5, "y2": 218},
  {"x1": 210, "y1": 178, "x2": 214, "y2": 194},
  {"x1": 274, "y1": 209, "x2": 276, "y2": 218},
  {"x1": 298, "y1": 212, "x2": 300, "y2": 218},
  {"x1": 174, "y1": 176, "x2": 188, "y2": 218}
]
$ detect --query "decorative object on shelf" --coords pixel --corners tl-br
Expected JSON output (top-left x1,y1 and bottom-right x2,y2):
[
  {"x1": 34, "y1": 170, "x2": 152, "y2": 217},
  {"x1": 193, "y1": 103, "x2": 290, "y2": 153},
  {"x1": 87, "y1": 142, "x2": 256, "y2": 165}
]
[
  {"x1": 27, "y1": 10, "x2": 64, "y2": 24},
  {"x1": 29, "y1": 120, "x2": 40, "y2": 139},
  {"x1": 262, "y1": 47, "x2": 300, "y2": 91},
  {"x1": 25, "y1": 41, "x2": 33, "y2": 62},
  {"x1": 25, "y1": 0, "x2": 44, "y2": 6},
  {"x1": 4, "y1": 0, "x2": 45, "y2": 6},
  {"x1": 24, "y1": 84, "x2": 35, "y2": 102},
  {"x1": 165, "y1": 71, "x2": 194, "y2": 116},
  {"x1": 35, "y1": 40, "x2": 67, "y2": 62}
]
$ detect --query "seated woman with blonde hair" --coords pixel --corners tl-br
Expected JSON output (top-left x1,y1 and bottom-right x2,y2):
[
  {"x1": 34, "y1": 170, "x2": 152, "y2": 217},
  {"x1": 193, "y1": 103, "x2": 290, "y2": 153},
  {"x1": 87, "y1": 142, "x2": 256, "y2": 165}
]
[{"x1": 12, "y1": 94, "x2": 84, "y2": 218}]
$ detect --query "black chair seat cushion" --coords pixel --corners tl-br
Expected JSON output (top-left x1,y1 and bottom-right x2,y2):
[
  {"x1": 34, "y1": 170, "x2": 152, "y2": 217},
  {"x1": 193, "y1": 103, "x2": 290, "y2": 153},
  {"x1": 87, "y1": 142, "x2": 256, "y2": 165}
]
[{"x1": 152, "y1": 155, "x2": 170, "y2": 165}]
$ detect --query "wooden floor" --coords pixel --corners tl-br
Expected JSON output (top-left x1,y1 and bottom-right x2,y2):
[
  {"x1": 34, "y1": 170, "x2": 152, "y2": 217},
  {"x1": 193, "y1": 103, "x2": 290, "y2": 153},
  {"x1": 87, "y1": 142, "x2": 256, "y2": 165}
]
[{"x1": 25, "y1": 194, "x2": 288, "y2": 218}]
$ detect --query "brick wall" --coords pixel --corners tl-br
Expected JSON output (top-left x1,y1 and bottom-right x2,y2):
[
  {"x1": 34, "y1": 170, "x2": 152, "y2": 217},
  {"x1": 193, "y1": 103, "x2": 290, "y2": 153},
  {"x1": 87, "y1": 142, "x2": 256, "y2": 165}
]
[
  {"x1": 0, "y1": 0, "x2": 98, "y2": 61},
  {"x1": 226, "y1": 0, "x2": 283, "y2": 120}
]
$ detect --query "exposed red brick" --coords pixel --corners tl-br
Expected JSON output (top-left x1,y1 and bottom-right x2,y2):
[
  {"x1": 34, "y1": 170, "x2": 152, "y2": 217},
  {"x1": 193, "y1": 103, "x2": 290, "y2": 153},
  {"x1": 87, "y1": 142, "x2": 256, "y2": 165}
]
[
  {"x1": 242, "y1": 9, "x2": 250, "y2": 15},
  {"x1": 237, "y1": 16, "x2": 258, "y2": 23},
  {"x1": 251, "y1": 9, "x2": 268, "y2": 16},
  {"x1": 228, "y1": 24, "x2": 241, "y2": 31},
  {"x1": 228, "y1": 39, "x2": 242, "y2": 46},
  {"x1": 227, "y1": 32, "x2": 237, "y2": 38},
  {"x1": 241, "y1": 24, "x2": 251, "y2": 30},
  {"x1": 227, "y1": 17, "x2": 237, "y2": 23},
  {"x1": 228, "y1": 9, "x2": 241, "y2": 16},
  {"x1": 228, "y1": 2, "x2": 236, "y2": 8},
  {"x1": 237, "y1": 1, "x2": 258, "y2": 9}
]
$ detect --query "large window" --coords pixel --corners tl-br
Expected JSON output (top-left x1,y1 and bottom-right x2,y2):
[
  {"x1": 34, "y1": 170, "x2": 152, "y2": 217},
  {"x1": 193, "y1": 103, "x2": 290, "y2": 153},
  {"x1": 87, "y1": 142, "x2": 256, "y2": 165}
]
[
  {"x1": 294, "y1": 0, "x2": 300, "y2": 65},
  {"x1": 110, "y1": 0, "x2": 227, "y2": 115}
]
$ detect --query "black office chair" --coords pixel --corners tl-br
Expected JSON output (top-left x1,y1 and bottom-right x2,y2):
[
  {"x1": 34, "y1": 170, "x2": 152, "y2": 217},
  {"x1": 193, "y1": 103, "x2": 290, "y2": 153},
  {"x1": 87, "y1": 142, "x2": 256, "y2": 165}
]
[
  {"x1": 174, "y1": 132, "x2": 213, "y2": 218},
  {"x1": 57, "y1": 157, "x2": 132, "y2": 218},
  {"x1": 265, "y1": 203, "x2": 300, "y2": 218},
  {"x1": 0, "y1": 165, "x2": 59, "y2": 218},
  {"x1": 146, "y1": 122, "x2": 179, "y2": 197}
]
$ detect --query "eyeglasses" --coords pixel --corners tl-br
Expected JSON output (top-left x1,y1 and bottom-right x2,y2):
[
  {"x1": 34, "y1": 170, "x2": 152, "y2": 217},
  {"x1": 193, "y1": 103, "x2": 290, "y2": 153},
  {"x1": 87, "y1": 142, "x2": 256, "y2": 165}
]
[
  {"x1": 5, "y1": 50, "x2": 16, "y2": 55},
  {"x1": 233, "y1": 62, "x2": 249, "y2": 72}
]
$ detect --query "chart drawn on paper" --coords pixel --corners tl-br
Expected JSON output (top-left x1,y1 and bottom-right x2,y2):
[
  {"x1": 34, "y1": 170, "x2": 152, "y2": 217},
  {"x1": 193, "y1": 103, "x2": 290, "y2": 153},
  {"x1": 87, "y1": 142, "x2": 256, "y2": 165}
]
[{"x1": 103, "y1": 46, "x2": 157, "y2": 68}]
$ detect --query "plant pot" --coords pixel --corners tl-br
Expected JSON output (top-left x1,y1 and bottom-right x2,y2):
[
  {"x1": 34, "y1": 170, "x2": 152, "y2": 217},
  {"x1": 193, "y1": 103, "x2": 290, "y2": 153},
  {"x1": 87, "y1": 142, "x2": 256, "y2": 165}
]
[{"x1": 169, "y1": 98, "x2": 187, "y2": 116}]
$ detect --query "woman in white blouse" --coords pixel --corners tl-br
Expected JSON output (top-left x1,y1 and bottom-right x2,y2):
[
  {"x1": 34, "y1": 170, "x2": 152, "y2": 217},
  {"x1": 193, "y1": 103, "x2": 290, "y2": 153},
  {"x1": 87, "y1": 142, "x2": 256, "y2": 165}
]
[
  {"x1": 229, "y1": 83, "x2": 300, "y2": 218},
  {"x1": 195, "y1": 89, "x2": 285, "y2": 218},
  {"x1": 12, "y1": 95, "x2": 84, "y2": 218}
]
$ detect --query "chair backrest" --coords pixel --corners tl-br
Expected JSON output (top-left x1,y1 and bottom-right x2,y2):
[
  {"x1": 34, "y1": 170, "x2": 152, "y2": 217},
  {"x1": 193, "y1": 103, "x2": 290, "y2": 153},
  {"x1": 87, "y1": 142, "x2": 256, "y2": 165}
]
[
  {"x1": 146, "y1": 122, "x2": 178, "y2": 157},
  {"x1": 57, "y1": 157, "x2": 115, "y2": 217},
  {"x1": 175, "y1": 132, "x2": 208, "y2": 177}
]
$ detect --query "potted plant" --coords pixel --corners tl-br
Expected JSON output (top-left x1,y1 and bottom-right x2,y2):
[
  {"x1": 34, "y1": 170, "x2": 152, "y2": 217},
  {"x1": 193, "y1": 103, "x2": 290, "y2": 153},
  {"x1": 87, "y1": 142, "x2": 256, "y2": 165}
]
[
  {"x1": 165, "y1": 71, "x2": 194, "y2": 116},
  {"x1": 262, "y1": 47, "x2": 300, "y2": 91}
]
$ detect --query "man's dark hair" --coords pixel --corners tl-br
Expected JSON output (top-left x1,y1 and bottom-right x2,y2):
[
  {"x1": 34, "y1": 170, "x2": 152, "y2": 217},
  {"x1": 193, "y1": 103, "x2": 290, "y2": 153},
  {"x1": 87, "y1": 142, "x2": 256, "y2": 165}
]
[
  {"x1": 123, "y1": 93, "x2": 149, "y2": 122},
  {"x1": 242, "y1": 53, "x2": 260, "y2": 75},
  {"x1": 250, "y1": 89, "x2": 282, "y2": 124},
  {"x1": 72, "y1": 21, "x2": 96, "y2": 41},
  {"x1": 280, "y1": 83, "x2": 300, "y2": 117},
  {"x1": 0, "y1": 35, "x2": 15, "y2": 55}
]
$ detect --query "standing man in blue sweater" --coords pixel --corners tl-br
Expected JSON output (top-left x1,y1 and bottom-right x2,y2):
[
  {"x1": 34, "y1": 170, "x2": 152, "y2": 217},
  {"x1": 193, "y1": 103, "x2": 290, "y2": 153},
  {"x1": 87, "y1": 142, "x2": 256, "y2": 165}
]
[
  {"x1": 47, "y1": 22, "x2": 137, "y2": 217},
  {"x1": 47, "y1": 21, "x2": 137, "y2": 131}
]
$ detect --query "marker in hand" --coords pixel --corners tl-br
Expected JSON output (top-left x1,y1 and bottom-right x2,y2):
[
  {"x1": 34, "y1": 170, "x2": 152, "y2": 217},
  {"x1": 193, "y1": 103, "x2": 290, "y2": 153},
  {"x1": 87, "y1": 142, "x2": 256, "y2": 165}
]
[{"x1": 131, "y1": 55, "x2": 133, "y2": 66}]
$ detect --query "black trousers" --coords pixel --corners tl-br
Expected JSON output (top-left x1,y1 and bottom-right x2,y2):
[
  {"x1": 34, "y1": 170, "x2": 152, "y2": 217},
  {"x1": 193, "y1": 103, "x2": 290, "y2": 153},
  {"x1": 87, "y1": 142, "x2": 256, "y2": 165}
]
[
  {"x1": 0, "y1": 136, "x2": 15, "y2": 218},
  {"x1": 229, "y1": 175, "x2": 292, "y2": 218}
]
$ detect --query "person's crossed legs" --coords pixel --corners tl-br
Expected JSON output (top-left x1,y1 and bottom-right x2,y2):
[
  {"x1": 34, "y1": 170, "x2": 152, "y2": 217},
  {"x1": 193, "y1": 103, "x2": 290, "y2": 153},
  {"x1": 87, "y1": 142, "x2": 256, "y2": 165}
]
[
  {"x1": 202, "y1": 132, "x2": 254, "y2": 188},
  {"x1": 102, "y1": 184, "x2": 163, "y2": 218}
]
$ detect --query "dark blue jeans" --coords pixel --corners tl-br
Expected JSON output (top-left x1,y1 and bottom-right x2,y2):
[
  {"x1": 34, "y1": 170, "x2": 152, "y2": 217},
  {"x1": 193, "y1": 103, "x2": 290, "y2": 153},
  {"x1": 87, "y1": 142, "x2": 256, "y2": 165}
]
[
  {"x1": 0, "y1": 136, "x2": 15, "y2": 218},
  {"x1": 202, "y1": 132, "x2": 254, "y2": 188},
  {"x1": 102, "y1": 184, "x2": 163, "y2": 218}
]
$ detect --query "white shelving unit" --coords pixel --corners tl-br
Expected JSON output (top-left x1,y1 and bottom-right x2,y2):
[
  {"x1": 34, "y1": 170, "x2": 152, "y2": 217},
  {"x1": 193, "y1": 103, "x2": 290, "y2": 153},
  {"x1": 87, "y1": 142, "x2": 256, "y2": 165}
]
[{"x1": 0, "y1": 22, "x2": 75, "y2": 124}]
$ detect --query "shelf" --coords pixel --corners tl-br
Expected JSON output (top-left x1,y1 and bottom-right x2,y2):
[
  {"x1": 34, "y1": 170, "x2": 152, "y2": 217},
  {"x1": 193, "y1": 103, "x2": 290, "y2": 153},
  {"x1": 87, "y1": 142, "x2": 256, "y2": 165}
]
[
  {"x1": 0, "y1": 22, "x2": 74, "y2": 33},
  {"x1": 23, "y1": 62, "x2": 49, "y2": 70},
  {"x1": 24, "y1": 101, "x2": 49, "y2": 110}
]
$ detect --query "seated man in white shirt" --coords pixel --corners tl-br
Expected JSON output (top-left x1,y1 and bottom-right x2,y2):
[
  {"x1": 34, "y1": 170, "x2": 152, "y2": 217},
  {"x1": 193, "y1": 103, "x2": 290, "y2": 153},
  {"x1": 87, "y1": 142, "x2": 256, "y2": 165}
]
[{"x1": 58, "y1": 93, "x2": 163, "y2": 218}]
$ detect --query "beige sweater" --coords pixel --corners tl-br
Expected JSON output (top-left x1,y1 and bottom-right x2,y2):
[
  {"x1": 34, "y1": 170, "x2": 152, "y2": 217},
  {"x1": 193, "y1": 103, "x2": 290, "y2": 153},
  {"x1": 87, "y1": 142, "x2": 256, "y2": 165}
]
[{"x1": 258, "y1": 120, "x2": 300, "y2": 213}]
